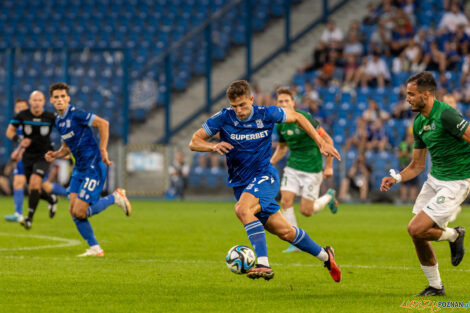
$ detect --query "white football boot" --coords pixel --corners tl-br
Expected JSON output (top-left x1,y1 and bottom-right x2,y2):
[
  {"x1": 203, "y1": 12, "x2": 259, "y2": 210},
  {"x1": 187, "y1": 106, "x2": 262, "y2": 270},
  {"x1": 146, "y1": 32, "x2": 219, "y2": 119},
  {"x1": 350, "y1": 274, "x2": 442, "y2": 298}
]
[
  {"x1": 78, "y1": 245, "x2": 104, "y2": 257},
  {"x1": 113, "y1": 188, "x2": 132, "y2": 216}
]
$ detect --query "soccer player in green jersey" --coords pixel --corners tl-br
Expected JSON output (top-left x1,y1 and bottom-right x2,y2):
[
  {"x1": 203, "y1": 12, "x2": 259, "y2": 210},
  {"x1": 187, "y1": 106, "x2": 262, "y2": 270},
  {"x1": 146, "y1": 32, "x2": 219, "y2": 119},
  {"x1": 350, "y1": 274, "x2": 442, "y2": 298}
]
[
  {"x1": 381, "y1": 72, "x2": 467, "y2": 296},
  {"x1": 271, "y1": 88, "x2": 338, "y2": 253}
]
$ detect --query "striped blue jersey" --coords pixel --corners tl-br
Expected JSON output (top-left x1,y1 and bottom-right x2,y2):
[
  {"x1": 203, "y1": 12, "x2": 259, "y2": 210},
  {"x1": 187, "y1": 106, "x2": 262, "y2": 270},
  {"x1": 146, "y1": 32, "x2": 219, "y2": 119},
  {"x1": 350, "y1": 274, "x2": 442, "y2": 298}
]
[
  {"x1": 202, "y1": 105, "x2": 286, "y2": 187},
  {"x1": 55, "y1": 105, "x2": 101, "y2": 172}
]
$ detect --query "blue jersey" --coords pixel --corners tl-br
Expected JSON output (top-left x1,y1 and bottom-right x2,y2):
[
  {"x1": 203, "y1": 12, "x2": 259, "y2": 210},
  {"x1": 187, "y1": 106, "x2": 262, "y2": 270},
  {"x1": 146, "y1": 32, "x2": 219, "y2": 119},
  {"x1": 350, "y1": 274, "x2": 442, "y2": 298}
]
[
  {"x1": 55, "y1": 105, "x2": 101, "y2": 172},
  {"x1": 202, "y1": 105, "x2": 286, "y2": 187}
]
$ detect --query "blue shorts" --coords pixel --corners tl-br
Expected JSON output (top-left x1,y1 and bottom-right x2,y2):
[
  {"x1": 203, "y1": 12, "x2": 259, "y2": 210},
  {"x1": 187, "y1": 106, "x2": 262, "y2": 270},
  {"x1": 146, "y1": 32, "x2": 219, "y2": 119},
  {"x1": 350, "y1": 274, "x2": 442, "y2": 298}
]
[
  {"x1": 69, "y1": 161, "x2": 107, "y2": 205},
  {"x1": 233, "y1": 165, "x2": 281, "y2": 225},
  {"x1": 13, "y1": 160, "x2": 24, "y2": 176}
]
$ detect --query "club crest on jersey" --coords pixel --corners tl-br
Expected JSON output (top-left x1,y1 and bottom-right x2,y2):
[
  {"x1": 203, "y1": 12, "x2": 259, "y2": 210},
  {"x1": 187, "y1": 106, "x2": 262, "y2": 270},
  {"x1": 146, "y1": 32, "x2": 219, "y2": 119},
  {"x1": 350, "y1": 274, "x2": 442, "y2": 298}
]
[
  {"x1": 24, "y1": 125, "x2": 32, "y2": 135},
  {"x1": 256, "y1": 119, "x2": 264, "y2": 128},
  {"x1": 234, "y1": 121, "x2": 239, "y2": 126},
  {"x1": 40, "y1": 126, "x2": 49, "y2": 136},
  {"x1": 287, "y1": 129, "x2": 294, "y2": 136}
]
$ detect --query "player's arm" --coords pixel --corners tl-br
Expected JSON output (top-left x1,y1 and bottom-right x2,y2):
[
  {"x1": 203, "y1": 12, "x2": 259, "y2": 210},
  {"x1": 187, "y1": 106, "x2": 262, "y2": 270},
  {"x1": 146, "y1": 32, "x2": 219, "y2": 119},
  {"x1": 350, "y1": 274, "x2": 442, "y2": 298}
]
[
  {"x1": 270, "y1": 142, "x2": 288, "y2": 165},
  {"x1": 189, "y1": 128, "x2": 233, "y2": 155},
  {"x1": 92, "y1": 116, "x2": 112, "y2": 165},
  {"x1": 284, "y1": 111, "x2": 341, "y2": 160},
  {"x1": 319, "y1": 127, "x2": 334, "y2": 178},
  {"x1": 45, "y1": 141, "x2": 71, "y2": 162},
  {"x1": 380, "y1": 148, "x2": 427, "y2": 192}
]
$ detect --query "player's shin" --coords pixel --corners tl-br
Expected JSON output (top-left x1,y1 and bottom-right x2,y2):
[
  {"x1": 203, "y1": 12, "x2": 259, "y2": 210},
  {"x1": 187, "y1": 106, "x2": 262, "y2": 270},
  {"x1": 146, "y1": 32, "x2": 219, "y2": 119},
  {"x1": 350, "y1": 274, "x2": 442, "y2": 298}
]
[
  {"x1": 13, "y1": 188, "x2": 24, "y2": 215},
  {"x1": 27, "y1": 189, "x2": 41, "y2": 220},
  {"x1": 313, "y1": 193, "x2": 332, "y2": 213},
  {"x1": 86, "y1": 194, "x2": 115, "y2": 217},
  {"x1": 244, "y1": 220, "x2": 269, "y2": 267},
  {"x1": 290, "y1": 226, "x2": 328, "y2": 262},
  {"x1": 72, "y1": 217, "x2": 99, "y2": 246},
  {"x1": 51, "y1": 183, "x2": 68, "y2": 196}
]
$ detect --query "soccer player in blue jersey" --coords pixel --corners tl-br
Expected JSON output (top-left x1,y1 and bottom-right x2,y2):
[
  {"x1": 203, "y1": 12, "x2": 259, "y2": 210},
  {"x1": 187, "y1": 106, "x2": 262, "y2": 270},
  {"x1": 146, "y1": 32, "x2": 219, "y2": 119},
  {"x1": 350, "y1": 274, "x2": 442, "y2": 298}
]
[
  {"x1": 189, "y1": 80, "x2": 342, "y2": 281},
  {"x1": 45, "y1": 83, "x2": 132, "y2": 257}
]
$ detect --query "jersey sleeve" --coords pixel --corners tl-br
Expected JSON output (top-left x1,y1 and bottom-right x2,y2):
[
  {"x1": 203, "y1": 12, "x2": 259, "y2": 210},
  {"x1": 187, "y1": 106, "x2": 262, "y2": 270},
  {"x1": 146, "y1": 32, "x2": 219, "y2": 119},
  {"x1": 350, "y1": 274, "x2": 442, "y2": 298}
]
[
  {"x1": 9, "y1": 112, "x2": 22, "y2": 127},
  {"x1": 413, "y1": 121, "x2": 426, "y2": 149},
  {"x1": 276, "y1": 124, "x2": 286, "y2": 143},
  {"x1": 441, "y1": 108, "x2": 469, "y2": 137},
  {"x1": 202, "y1": 110, "x2": 225, "y2": 137},
  {"x1": 73, "y1": 109, "x2": 96, "y2": 127},
  {"x1": 265, "y1": 106, "x2": 287, "y2": 123}
]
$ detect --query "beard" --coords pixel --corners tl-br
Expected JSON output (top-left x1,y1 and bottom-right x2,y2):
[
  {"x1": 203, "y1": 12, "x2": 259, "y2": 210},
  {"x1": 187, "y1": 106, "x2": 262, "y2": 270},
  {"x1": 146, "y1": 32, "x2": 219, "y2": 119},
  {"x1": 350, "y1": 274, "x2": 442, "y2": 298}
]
[{"x1": 410, "y1": 100, "x2": 425, "y2": 112}]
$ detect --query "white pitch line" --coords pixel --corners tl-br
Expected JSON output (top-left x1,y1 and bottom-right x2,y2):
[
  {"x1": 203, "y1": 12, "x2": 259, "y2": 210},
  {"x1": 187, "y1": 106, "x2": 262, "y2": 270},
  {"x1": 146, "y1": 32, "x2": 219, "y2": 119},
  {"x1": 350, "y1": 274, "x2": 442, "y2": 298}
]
[
  {"x1": 0, "y1": 254, "x2": 469, "y2": 273},
  {"x1": 0, "y1": 232, "x2": 81, "y2": 251}
]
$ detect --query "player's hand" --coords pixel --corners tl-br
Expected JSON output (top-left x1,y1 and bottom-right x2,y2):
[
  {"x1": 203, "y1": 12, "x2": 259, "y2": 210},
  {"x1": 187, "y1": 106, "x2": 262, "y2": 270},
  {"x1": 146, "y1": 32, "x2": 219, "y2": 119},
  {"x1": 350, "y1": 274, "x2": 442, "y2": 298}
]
[
  {"x1": 380, "y1": 176, "x2": 396, "y2": 192},
  {"x1": 11, "y1": 145, "x2": 26, "y2": 162},
  {"x1": 212, "y1": 142, "x2": 233, "y2": 155},
  {"x1": 101, "y1": 149, "x2": 113, "y2": 165},
  {"x1": 320, "y1": 143, "x2": 341, "y2": 161},
  {"x1": 20, "y1": 138, "x2": 31, "y2": 148},
  {"x1": 45, "y1": 151, "x2": 56, "y2": 162},
  {"x1": 323, "y1": 167, "x2": 333, "y2": 179}
]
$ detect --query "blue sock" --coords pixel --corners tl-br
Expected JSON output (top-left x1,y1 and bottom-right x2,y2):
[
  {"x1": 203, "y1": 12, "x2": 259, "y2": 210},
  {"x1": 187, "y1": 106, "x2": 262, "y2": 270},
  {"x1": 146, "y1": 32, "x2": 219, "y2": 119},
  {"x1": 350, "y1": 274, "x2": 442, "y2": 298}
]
[
  {"x1": 51, "y1": 183, "x2": 68, "y2": 196},
  {"x1": 290, "y1": 226, "x2": 322, "y2": 257},
  {"x1": 73, "y1": 217, "x2": 98, "y2": 246},
  {"x1": 244, "y1": 220, "x2": 268, "y2": 258},
  {"x1": 86, "y1": 195, "x2": 115, "y2": 217},
  {"x1": 13, "y1": 188, "x2": 24, "y2": 215}
]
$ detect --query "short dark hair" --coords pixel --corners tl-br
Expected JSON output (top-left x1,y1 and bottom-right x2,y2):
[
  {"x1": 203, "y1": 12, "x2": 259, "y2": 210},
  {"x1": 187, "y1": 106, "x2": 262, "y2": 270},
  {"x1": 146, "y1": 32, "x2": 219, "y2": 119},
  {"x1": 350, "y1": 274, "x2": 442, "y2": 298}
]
[
  {"x1": 15, "y1": 99, "x2": 27, "y2": 105},
  {"x1": 226, "y1": 80, "x2": 251, "y2": 101},
  {"x1": 407, "y1": 72, "x2": 436, "y2": 95},
  {"x1": 276, "y1": 87, "x2": 294, "y2": 100},
  {"x1": 49, "y1": 82, "x2": 70, "y2": 96}
]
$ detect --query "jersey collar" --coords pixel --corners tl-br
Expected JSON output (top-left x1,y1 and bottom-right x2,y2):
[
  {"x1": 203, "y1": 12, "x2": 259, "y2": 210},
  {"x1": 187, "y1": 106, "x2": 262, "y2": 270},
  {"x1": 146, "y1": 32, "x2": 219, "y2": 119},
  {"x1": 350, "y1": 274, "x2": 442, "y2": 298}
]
[
  {"x1": 234, "y1": 105, "x2": 255, "y2": 122},
  {"x1": 59, "y1": 104, "x2": 72, "y2": 118}
]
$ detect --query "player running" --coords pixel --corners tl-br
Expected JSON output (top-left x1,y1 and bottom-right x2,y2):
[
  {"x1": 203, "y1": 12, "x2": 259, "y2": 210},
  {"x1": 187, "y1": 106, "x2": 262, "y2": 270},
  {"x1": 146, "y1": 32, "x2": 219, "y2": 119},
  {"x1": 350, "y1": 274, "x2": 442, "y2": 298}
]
[
  {"x1": 190, "y1": 80, "x2": 342, "y2": 282},
  {"x1": 45, "y1": 82, "x2": 131, "y2": 257},
  {"x1": 381, "y1": 72, "x2": 467, "y2": 296},
  {"x1": 271, "y1": 88, "x2": 338, "y2": 253},
  {"x1": 6, "y1": 92, "x2": 59, "y2": 229}
]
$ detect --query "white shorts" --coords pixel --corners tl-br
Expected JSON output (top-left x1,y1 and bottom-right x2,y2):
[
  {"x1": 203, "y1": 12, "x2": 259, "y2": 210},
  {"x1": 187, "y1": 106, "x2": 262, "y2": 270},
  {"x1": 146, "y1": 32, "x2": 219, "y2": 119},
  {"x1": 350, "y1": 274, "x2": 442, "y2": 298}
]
[
  {"x1": 412, "y1": 174, "x2": 470, "y2": 229},
  {"x1": 280, "y1": 166, "x2": 322, "y2": 201}
]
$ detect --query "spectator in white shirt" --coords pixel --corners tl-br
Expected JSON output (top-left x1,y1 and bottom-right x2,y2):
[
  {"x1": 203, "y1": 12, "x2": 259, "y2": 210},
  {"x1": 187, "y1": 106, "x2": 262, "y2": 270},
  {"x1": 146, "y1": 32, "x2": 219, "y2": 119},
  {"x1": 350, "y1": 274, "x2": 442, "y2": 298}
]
[
  {"x1": 439, "y1": 4, "x2": 468, "y2": 33},
  {"x1": 320, "y1": 20, "x2": 344, "y2": 49},
  {"x1": 360, "y1": 51, "x2": 391, "y2": 88}
]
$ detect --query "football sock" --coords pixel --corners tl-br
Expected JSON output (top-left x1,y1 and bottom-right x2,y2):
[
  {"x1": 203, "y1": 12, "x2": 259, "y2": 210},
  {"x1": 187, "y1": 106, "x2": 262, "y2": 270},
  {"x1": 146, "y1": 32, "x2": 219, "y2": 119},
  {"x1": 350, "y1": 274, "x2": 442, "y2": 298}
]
[
  {"x1": 40, "y1": 191, "x2": 54, "y2": 204},
  {"x1": 51, "y1": 183, "x2": 68, "y2": 196},
  {"x1": 290, "y1": 226, "x2": 325, "y2": 260},
  {"x1": 282, "y1": 207, "x2": 297, "y2": 227},
  {"x1": 438, "y1": 228, "x2": 458, "y2": 242},
  {"x1": 73, "y1": 217, "x2": 98, "y2": 246},
  {"x1": 313, "y1": 193, "x2": 332, "y2": 213},
  {"x1": 27, "y1": 189, "x2": 40, "y2": 220},
  {"x1": 13, "y1": 188, "x2": 24, "y2": 215},
  {"x1": 87, "y1": 195, "x2": 115, "y2": 217},
  {"x1": 244, "y1": 220, "x2": 269, "y2": 266},
  {"x1": 420, "y1": 263, "x2": 442, "y2": 289}
]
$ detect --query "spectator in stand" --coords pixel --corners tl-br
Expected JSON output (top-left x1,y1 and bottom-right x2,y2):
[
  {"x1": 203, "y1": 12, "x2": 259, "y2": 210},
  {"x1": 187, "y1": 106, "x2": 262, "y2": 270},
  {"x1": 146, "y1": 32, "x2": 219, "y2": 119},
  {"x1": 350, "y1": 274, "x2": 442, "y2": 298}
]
[
  {"x1": 413, "y1": 28, "x2": 430, "y2": 52},
  {"x1": 366, "y1": 119, "x2": 389, "y2": 152},
  {"x1": 343, "y1": 118, "x2": 368, "y2": 153},
  {"x1": 453, "y1": 24, "x2": 469, "y2": 55},
  {"x1": 397, "y1": 128, "x2": 418, "y2": 204},
  {"x1": 370, "y1": 20, "x2": 392, "y2": 56},
  {"x1": 421, "y1": 42, "x2": 447, "y2": 72},
  {"x1": 338, "y1": 153, "x2": 371, "y2": 202},
  {"x1": 444, "y1": 39, "x2": 461, "y2": 71},
  {"x1": 194, "y1": 153, "x2": 209, "y2": 176},
  {"x1": 346, "y1": 20, "x2": 366, "y2": 43},
  {"x1": 393, "y1": 38, "x2": 424, "y2": 73},
  {"x1": 392, "y1": 100, "x2": 414, "y2": 120},
  {"x1": 167, "y1": 151, "x2": 189, "y2": 199},
  {"x1": 343, "y1": 32, "x2": 364, "y2": 58},
  {"x1": 362, "y1": 99, "x2": 390, "y2": 124},
  {"x1": 362, "y1": 2, "x2": 381, "y2": 26},
  {"x1": 379, "y1": 1, "x2": 397, "y2": 31},
  {"x1": 442, "y1": 93, "x2": 458, "y2": 109},
  {"x1": 390, "y1": 21, "x2": 413, "y2": 56},
  {"x1": 439, "y1": 3, "x2": 468, "y2": 33},
  {"x1": 320, "y1": 20, "x2": 344, "y2": 50},
  {"x1": 343, "y1": 55, "x2": 361, "y2": 90},
  {"x1": 316, "y1": 49, "x2": 344, "y2": 87},
  {"x1": 359, "y1": 51, "x2": 391, "y2": 88},
  {"x1": 308, "y1": 41, "x2": 329, "y2": 71}
]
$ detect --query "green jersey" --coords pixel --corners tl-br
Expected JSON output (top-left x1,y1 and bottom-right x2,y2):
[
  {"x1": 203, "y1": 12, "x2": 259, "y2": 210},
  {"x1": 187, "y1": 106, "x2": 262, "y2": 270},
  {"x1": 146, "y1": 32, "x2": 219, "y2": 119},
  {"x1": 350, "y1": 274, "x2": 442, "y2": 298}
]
[
  {"x1": 276, "y1": 109, "x2": 322, "y2": 173},
  {"x1": 413, "y1": 99, "x2": 470, "y2": 181}
]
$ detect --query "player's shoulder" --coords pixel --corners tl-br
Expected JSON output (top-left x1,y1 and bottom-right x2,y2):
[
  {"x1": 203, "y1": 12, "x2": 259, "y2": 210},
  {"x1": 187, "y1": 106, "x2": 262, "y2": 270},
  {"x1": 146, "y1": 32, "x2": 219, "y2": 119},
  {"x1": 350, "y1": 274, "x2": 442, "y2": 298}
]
[{"x1": 210, "y1": 108, "x2": 230, "y2": 120}]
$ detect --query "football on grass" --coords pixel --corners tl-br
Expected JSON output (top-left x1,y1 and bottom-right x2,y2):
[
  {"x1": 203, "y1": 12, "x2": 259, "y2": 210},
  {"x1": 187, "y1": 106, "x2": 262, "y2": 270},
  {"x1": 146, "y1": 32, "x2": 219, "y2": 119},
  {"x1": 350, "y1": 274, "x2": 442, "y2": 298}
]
[{"x1": 225, "y1": 245, "x2": 256, "y2": 274}]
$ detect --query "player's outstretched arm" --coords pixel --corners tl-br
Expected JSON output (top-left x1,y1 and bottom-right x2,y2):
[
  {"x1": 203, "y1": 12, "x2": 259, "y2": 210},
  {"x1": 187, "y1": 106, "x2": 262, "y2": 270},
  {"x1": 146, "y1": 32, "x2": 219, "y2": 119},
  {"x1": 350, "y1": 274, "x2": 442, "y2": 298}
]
[
  {"x1": 320, "y1": 128, "x2": 334, "y2": 178},
  {"x1": 45, "y1": 141, "x2": 71, "y2": 162},
  {"x1": 380, "y1": 148, "x2": 427, "y2": 191},
  {"x1": 285, "y1": 111, "x2": 341, "y2": 161},
  {"x1": 189, "y1": 128, "x2": 233, "y2": 155},
  {"x1": 92, "y1": 116, "x2": 112, "y2": 165},
  {"x1": 270, "y1": 142, "x2": 288, "y2": 165}
]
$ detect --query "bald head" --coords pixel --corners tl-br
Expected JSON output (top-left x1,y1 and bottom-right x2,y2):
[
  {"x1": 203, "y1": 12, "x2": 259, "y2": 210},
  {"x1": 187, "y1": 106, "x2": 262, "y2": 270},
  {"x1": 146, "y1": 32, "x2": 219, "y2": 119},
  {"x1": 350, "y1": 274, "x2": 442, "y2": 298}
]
[{"x1": 29, "y1": 90, "x2": 45, "y2": 116}]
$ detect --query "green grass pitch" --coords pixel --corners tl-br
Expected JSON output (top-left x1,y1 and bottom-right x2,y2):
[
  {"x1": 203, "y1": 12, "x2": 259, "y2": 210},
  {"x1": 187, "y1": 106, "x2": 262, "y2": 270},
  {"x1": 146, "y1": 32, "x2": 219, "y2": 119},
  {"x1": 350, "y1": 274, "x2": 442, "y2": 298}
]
[{"x1": 0, "y1": 198, "x2": 469, "y2": 313}]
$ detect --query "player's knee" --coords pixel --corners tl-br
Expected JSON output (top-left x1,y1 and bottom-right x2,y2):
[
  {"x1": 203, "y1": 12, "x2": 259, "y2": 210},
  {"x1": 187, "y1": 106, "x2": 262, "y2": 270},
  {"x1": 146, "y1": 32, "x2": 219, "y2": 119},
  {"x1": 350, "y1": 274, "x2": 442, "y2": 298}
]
[
  {"x1": 407, "y1": 222, "x2": 423, "y2": 238},
  {"x1": 73, "y1": 210, "x2": 87, "y2": 219},
  {"x1": 278, "y1": 227, "x2": 296, "y2": 242},
  {"x1": 280, "y1": 197, "x2": 293, "y2": 209},
  {"x1": 234, "y1": 203, "x2": 250, "y2": 221},
  {"x1": 299, "y1": 204, "x2": 313, "y2": 217}
]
